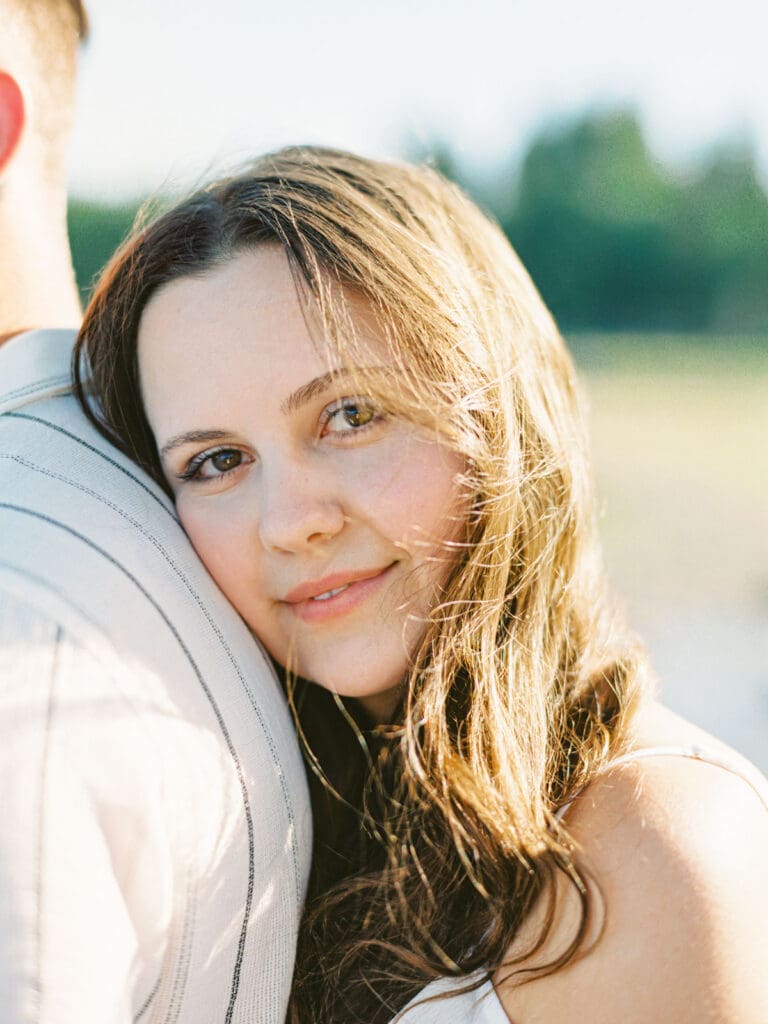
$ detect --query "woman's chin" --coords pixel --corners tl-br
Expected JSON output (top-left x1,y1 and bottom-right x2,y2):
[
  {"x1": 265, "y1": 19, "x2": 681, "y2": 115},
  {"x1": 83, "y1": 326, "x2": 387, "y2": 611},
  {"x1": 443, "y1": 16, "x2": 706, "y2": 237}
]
[{"x1": 310, "y1": 674, "x2": 405, "y2": 725}]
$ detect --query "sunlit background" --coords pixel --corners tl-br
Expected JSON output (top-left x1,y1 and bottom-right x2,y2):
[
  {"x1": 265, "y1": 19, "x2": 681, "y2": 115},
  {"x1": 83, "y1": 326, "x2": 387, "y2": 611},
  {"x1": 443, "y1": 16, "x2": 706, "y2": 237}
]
[{"x1": 67, "y1": 0, "x2": 768, "y2": 768}]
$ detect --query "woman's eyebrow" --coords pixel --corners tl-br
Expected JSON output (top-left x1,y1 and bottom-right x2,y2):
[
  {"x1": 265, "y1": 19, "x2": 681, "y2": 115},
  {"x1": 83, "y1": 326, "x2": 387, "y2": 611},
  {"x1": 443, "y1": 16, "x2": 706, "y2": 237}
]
[
  {"x1": 281, "y1": 366, "x2": 387, "y2": 416},
  {"x1": 160, "y1": 429, "x2": 229, "y2": 458},
  {"x1": 281, "y1": 371, "x2": 344, "y2": 415}
]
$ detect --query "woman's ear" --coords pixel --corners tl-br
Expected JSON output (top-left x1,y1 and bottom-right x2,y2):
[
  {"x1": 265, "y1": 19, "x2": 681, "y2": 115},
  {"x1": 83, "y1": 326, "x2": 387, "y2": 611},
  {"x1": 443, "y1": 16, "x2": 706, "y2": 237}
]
[{"x1": 0, "y1": 71, "x2": 26, "y2": 176}]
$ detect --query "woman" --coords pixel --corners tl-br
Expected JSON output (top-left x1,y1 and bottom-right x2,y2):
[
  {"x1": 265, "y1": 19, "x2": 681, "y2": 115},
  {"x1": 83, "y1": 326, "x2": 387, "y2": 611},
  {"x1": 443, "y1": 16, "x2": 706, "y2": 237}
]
[{"x1": 74, "y1": 147, "x2": 768, "y2": 1023}]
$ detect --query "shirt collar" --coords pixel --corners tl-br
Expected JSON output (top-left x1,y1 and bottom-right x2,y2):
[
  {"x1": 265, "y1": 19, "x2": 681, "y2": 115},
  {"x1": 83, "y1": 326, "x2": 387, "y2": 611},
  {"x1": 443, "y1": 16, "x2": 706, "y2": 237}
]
[{"x1": 0, "y1": 329, "x2": 78, "y2": 414}]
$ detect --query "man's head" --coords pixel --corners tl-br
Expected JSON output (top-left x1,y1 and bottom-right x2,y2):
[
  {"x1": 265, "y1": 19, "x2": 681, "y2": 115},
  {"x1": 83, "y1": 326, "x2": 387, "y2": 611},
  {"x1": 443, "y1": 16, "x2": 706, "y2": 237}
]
[
  {"x1": 0, "y1": 0, "x2": 87, "y2": 337},
  {"x1": 0, "y1": 0, "x2": 87, "y2": 184}
]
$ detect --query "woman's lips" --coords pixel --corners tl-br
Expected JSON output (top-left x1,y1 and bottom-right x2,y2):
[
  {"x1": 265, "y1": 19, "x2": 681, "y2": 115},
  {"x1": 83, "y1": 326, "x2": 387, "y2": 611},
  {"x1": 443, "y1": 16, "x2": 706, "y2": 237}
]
[{"x1": 284, "y1": 564, "x2": 395, "y2": 623}]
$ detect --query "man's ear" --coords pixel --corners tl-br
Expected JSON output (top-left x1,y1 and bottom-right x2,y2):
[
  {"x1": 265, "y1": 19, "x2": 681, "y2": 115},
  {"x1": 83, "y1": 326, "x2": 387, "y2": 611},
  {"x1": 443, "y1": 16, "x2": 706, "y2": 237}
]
[{"x1": 0, "y1": 71, "x2": 26, "y2": 175}]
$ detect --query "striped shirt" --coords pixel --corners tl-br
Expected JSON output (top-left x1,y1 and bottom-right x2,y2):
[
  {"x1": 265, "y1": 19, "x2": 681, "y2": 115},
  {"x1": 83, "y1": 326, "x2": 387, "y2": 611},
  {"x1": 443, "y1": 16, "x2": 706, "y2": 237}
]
[{"x1": 0, "y1": 330, "x2": 311, "y2": 1023}]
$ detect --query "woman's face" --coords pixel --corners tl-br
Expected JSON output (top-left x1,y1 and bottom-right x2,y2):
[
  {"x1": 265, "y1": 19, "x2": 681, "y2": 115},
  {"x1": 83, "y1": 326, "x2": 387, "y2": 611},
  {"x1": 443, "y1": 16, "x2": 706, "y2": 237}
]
[{"x1": 137, "y1": 245, "x2": 468, "y2": 721}]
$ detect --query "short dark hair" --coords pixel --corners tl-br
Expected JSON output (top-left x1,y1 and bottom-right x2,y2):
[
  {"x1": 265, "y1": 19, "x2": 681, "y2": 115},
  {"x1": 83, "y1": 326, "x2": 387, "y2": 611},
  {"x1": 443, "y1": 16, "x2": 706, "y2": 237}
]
[
  {"x1": 67, "y1": 0, "x2": 89, "y2": 40},
  {"x1": 13, "y1": 0, "x2": 90, "y2": 43}
]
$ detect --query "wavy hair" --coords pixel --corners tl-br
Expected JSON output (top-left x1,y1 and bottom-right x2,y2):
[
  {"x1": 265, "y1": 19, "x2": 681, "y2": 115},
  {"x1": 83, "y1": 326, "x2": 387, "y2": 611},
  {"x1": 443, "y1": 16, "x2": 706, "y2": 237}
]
[{"x1": 73, "y1": 146, "x2": 649, "y2": 1023}]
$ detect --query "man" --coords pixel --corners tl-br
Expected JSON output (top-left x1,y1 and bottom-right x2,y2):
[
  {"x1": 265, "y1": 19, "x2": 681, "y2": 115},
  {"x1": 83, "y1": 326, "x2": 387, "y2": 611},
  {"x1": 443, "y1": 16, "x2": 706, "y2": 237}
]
[{"x1": 0, "y1": 3, "x2": 311, "y2": 1021}]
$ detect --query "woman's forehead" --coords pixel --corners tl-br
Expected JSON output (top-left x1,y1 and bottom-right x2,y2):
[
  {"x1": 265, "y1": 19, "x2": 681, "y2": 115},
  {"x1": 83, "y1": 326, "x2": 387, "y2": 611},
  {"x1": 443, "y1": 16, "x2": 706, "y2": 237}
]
[{"x1": 136, "y1": 248, "x2": 393, "y2": 428}]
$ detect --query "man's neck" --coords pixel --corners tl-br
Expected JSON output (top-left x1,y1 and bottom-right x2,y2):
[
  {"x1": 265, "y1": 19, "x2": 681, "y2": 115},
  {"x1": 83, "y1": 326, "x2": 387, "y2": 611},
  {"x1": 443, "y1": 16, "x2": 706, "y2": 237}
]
[
  {"x1": 0, "y1": 182, "x2": 82, "y2": 346},
  {"x1": 0, "y1": 239, "x2": 81, "y2": 345}
]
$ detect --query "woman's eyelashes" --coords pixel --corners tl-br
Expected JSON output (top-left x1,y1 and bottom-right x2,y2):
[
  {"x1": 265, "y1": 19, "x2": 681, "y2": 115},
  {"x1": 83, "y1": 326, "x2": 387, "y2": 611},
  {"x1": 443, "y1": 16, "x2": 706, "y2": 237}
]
[
  {"x1": 320, "y1": 396, "x2": 382, "y2": 437},
  {"x1": 177, "y1": 446, "x2": 249, "y2": 482}
]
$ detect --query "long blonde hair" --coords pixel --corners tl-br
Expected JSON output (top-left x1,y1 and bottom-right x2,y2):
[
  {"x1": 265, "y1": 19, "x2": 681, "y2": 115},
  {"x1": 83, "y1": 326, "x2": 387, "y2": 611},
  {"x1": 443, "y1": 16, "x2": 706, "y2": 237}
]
[{"x1": 74, "y1": 146, "x2": 649, "y2": 1022}]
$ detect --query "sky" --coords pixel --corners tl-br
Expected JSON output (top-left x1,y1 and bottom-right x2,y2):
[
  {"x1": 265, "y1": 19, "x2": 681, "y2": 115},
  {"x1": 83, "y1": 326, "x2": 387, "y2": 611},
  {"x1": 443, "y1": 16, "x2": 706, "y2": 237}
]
[{"x1": 68, "y1": 0, "x2": 768, "y2": 201}]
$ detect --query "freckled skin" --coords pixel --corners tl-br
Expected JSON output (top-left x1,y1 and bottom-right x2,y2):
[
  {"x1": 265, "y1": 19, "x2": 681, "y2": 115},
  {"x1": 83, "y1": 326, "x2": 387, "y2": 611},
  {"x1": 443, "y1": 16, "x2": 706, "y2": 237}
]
[{"x1": 138, "y1": 245, "x2": 468, "y2": 721}]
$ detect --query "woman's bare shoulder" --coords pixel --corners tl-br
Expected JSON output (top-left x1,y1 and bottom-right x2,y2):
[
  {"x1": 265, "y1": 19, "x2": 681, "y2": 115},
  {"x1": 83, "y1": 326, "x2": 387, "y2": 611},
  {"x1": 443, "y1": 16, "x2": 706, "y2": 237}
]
[{"x1": 495, "y1": 702, "x2": 768, "y2": 1023}]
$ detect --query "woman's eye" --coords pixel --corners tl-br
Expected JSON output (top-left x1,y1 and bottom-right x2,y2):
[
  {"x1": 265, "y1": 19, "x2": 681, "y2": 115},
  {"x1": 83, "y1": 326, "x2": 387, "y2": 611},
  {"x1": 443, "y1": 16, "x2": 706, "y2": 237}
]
[
  {"x1": 180, "y1": 447, "x2": 246, "y2": 481},
  {"x1": 208, "y1": 449, "x2": 243, "y2": 474},
  {"x1": 323, "y1": 398, "x2": 379, "y2": 435}
]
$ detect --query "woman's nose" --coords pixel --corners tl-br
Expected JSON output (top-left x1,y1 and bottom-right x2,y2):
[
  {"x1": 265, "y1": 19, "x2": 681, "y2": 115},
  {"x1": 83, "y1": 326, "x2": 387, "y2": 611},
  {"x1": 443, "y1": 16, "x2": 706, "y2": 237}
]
[{"x1": 257, "y1": 464, "x2": 346, "y2": 554}]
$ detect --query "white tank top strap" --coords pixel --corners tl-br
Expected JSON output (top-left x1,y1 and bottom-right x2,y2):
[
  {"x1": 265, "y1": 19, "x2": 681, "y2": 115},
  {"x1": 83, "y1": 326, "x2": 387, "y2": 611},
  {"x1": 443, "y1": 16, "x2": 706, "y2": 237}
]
[
  {"x1": 395, "y1": 974, "x2": 506, "y2": 1023},
  {"x1": 556, "y1": 743, "x2": 768, "y2": 820}
]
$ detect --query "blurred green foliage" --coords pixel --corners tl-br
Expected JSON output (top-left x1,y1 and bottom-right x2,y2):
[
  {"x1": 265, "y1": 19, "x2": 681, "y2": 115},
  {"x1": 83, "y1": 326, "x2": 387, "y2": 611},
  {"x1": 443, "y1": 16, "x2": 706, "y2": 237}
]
[
  {"x1": 67, "y1": 198, "x2": 141, "y2": 304},
  {"x1": 431, "y1": 111, "x2": 768, "y2": 333},
  {"x1": 68, "y1": 110, "x2": 768, "y2": 332}
]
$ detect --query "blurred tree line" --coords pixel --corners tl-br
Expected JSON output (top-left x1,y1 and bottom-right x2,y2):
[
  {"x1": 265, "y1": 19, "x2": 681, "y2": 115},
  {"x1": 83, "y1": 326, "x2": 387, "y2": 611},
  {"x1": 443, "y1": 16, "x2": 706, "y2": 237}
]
[
  {"x1": 430, "y1": 110, "x2": 768, "y2": 333},
  {"x1": 68, "y1": 198, "x2": 141, "y2": 302},
  {"x1": 68, "y1": 109, "x2": 768, "y2": 332}
]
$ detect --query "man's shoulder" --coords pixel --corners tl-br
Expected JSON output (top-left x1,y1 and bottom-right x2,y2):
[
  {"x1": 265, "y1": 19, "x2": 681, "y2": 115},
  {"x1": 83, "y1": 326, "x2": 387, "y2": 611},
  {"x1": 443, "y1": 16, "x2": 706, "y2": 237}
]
[
  {"x1": 0, "y1": 327, "x2": 184, "y2": 584},
  {"x1": 0, "y1": 327, "x2": 190, "y2": 638},
  {"x1": 0, "y1": 329, "x2": 297, "y2": 752},
  {"x1": 0, "y1": 327, "x2": 77, "y2": 415}
]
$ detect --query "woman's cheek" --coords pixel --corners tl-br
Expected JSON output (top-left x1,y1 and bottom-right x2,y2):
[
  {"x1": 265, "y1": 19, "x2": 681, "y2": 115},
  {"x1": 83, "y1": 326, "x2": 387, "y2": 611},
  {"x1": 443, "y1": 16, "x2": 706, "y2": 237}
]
[
  {"x1": 345, "y1": 431, "x2": 468, "y2": 553},
  {"x1": 177, "y1": 500, "x2": 246, "y2": 596}
]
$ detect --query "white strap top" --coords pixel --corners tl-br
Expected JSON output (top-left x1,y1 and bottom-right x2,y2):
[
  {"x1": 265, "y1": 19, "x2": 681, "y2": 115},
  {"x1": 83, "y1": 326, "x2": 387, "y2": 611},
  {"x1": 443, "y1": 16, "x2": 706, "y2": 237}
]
[
  {"x1": 393, "y1": 745, "x2": 768, "y2": 1024},
  {"x1": 555, "y1": 743, "x2": 768, "y2": 819}
]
